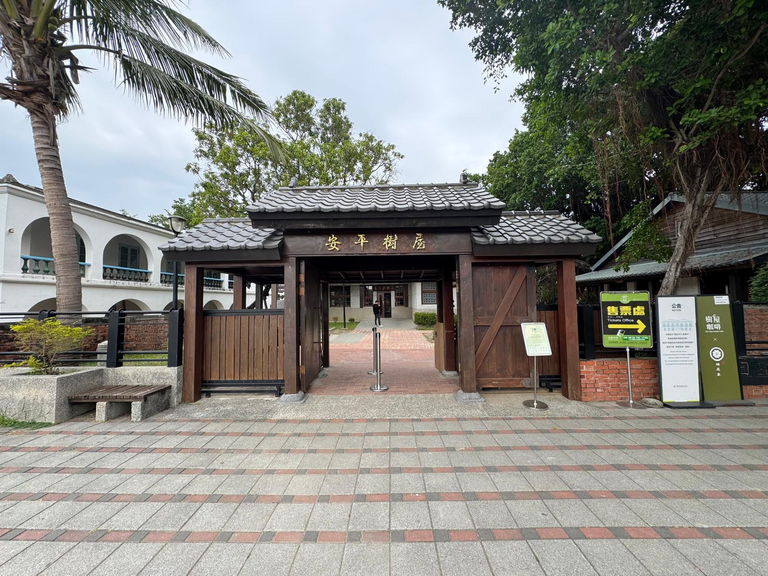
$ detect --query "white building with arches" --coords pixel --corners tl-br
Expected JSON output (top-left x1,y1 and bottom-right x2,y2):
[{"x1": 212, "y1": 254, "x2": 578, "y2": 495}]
[{"x1": 0, "y1": 174, "x2": 254, "y2": 312}]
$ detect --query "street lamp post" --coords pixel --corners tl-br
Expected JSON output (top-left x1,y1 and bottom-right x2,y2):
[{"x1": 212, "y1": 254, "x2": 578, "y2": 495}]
[{"x1": 168, "y1": 215, "x2": 187, "y2": 309}]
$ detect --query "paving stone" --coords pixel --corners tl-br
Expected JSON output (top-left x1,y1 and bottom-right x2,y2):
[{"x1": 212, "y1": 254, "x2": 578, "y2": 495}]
[
  {"x1": 22, "y1": 501, "x2": 90, "y2": 529},
  {"x1": 41, "y1": 542, "x2": 120, "y2": 576},
  {"x1": 506, "y1": 500, "x2": 560, "y2": 528},
  {"x1": 391, "y1": 543, "x2": 441, "y2": 576},
  {"x1": 429, "y1": 501, "x2": 475, "y2": 530},
  {"x1": 670, "y1": 539, "x2": 760, "y2": 576},
  {"x1": 575, "y1": 540, "x2": 651, "y2": 576},
  {"x1": 483, "y1": 541, "x2": 545, "y2": 575},
  {"x1": 528, "y1": 540, "x2": 599, "y2": 576},
  {"x1": 140, "y1": 503, "x2": 201, "y2": 531},
  {"x1": 391, "y1": 501, "x2": 432, "y2": 531},
  {"x1": 239, "y1": 543, "x2": 298, "y2": 575},
  {"x1": 181, "y1": 503, "x2": 238, "y2": 531},
  {"x1": 0, "y1": 541, "x2": 33, "y2": 565},
  {"x1": 223, "y1": 503, "x2": 276, "y2": 532},
  {"x1": 139, "y1": 542, "x2": 209, "y2": 576},
  {"x1": 290, "y1": 543, "x2": 345, "y2": 576},
  {"x1": 716, "y1": 540, "x2": 768, "y2": 575},
  {"x1": 99, "y1": 502, "x2": 164, "y2": 531},
  {"x1": 467, "y1": 501, "x2": 517, "y2": 529},
  {"x1": 436, "y1": 542, "x2": 492, "y2": 576},
  {"x1": 306, "y1": 502, "x2": 351, "y2": 531},
  {"x1": 188, "y1": 542, "x2": 253, "y2": 575},
  {"x1": 349, "y1": 502, "x2": 389, "y2": 531},
  {"x1": 623, "y1": 538, "x2": 703, "y2": 575},
  {"x1": 58, "y1": 502, "x2": 127, "y2": 530},
  {"x1": 263, "y1": 503, "x2": 313, "y2": 532},
  {"x1": 340, "y1": 543, "x2": 389, "y2": 576},
  {"x1": 0, "y1": 542, "x2": 75, "y2": 576},
  {"x1": 544, "y1": 500, "x2": 603, "y2": 528}
]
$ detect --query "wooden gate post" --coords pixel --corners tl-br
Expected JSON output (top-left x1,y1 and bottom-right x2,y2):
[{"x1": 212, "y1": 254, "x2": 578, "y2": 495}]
[
  {"x1": 183, "y1": 264, "x2": 204, "y2": 403},
  {"x1": 283, "y1": 258, "x2": 299, "y2": 395},
  {"x1": 322, "y1": 282, "x2": 330, "y2": 368},
  {"x1": 232, "y1": 275, "x2": 246, "y2": 310},
  {"x1": 457, "y1": 254, "x2": 476, "y2": 392},
  {"x1": 557, "y1": 259, "x2": 580, "y2": 399},
  {"x1": 442, "y1": 265, "x2": 456, "y2": 372}
]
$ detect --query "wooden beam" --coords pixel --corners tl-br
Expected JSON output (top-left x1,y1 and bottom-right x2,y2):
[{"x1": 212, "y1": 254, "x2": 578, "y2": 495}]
[
  {"x1": 557, "y1": 259, "x2": 580, "y2": 399},
  {"x1": 271, "y1": 284, "x2": 277, "y2": 309},
  {"x1": 283, "y1": 258, "x2": 299, "y2": 395},
  {"x1": 253, "y1": 283, "x2": 263, "y2": 310},
  {"x1": 457, "y1": 254, "x2": 476, "y2": 392},
  {"x1": 442, "y1": 266, "x2": 456, "y2": 372},
  {"x1": 182, "y1": 265, "x2": 204, "y2": 403},
  {"x1": 232, "y1": 275, "x2": 246, "y2": 310}
]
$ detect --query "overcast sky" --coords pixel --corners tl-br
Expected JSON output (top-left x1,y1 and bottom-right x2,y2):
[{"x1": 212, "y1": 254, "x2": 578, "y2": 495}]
[{"x1": 0, "y1": 0, "x2": 525, "y2": 220}]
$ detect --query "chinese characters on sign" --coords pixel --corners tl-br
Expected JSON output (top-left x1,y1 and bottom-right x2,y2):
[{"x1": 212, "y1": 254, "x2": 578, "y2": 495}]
[
  {"x1": 600, "y1": 291, "x2": 653, "y2": 349},
  {"x1": 324, "y1": 233, "x2": 427, "y2": 252}
]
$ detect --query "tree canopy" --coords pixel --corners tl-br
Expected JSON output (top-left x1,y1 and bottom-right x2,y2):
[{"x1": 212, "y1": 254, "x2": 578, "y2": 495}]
[
  {"x1": 440, "y1": 0, "x2": 767, "y2": 293},
  {"x1": 151, "y1": 90, "x2": 403, "y2": 227}
]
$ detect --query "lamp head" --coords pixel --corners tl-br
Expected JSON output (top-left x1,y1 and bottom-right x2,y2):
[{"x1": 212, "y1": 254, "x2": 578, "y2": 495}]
[{"x1": 168, "y1": 215, "x2": 187, "y2": 236}]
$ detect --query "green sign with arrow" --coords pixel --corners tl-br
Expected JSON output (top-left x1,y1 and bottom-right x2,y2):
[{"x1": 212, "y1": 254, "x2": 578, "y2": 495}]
[{"x1": 600, "y1": 291, "x2": 653, "y2": 349}]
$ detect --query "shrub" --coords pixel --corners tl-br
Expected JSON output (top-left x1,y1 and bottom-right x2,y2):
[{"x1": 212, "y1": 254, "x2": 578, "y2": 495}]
[
  {"x1": 332, "y1": 316, "x2": 339, "y2": 323},
  {"x1": 11, "y1": 319, "x2": 92, "y2": 375},
  {"x1": 348, "y1": 318, "x2": 356, "y2": 323},
  {"x1": 749, "y1": 263, "x2": 768, "y2": 302},
  {"x1": 414, "y1": 312, "x2": 437, "y2": 326}
]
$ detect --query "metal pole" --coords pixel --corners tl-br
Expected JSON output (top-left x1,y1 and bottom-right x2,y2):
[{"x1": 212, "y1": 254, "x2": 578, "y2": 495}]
[
  {"x1": 342, "y1": 285, "x2": 346, "y2": 328},
  {"x1": 523, "y1": 354, "x2": 548, "y2": 411},
  {"x1": 172, "y1": 261, "x2": 179, "y2": 310},
  {"x1": 370, "y1": 328, "x2": 388, "y2": 391},
  {"x1": 617, "y1": 346, "x2": 645, "y2": 409},
  {"x1": 368, "y1": 326, "x2": 378, "y2": 375}
]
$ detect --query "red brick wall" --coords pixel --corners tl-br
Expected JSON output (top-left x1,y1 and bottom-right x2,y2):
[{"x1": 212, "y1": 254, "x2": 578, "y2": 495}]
[
  {"x1": 743, "y1": 385, "x2": 768, "y2": 399},
  {"x1": 745, "y1": 306, "x2": 768, "y2": 356},
  {"x1": 579, "y1": 358, "x2": 660, "y2": 402}
]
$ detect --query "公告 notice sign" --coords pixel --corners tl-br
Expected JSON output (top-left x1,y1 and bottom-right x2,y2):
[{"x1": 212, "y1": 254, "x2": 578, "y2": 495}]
[
  {"x1": 600, "y1": 292, "x2": 653, "y2": 349},
  {"x1": 657, "y1": 296, "x2": 701, "y2": 403}
]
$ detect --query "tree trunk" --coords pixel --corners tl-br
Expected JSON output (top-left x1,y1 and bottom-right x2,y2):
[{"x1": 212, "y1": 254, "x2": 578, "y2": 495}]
[
  {"x1": 29, "y1": 112, "x2": 83, "y2": 311},
  {"x1": 658, "y1": 187, "x2": 718, "y2": 296}
]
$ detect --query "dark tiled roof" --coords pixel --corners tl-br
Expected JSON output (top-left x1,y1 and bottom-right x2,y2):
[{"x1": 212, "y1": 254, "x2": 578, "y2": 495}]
[
  {"x1": 247, "y1": 183, "x2": 506, "y2": 214},
  {"x1": 160, "y1": 219, "x2": 282, "y2": 252},
  {"x1": 577, "y1": 243, "x2": 768, "y2": 283},
  {"x1": 472, "y1": 211, "x2": 602, "y2": 246}
]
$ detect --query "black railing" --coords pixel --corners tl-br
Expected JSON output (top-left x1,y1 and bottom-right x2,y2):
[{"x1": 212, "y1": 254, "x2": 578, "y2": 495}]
[{"x1": 0, "y1": 309, "x2": 183, "y2": 369}]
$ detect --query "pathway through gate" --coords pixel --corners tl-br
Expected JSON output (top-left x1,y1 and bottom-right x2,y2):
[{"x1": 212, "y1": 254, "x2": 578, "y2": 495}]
[{"x1": 310, "y1": 327, "x2": 459, "y2": 395}]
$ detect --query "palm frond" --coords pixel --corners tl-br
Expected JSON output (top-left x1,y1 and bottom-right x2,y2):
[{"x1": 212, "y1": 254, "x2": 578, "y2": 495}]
[
  {"x1": 65, "y1": 0, "x2": 228, "y2": 56},
  {"x1": 118, "y1": 54, "x2": 282, "y2": 158}
]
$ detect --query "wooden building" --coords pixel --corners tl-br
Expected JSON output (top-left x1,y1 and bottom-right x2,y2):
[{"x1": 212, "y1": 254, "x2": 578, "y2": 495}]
[
  {"x1": 578, "y1": 193, "x2": 768, "y2": 299},
  {"x1": 160, "y1": 182, "x2": 601, "y2": 402}
]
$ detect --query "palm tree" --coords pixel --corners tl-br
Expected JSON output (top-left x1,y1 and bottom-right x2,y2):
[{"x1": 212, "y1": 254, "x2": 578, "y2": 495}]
[{"x1": 0, "y1": 0, "x2": 276, "y2": 310}]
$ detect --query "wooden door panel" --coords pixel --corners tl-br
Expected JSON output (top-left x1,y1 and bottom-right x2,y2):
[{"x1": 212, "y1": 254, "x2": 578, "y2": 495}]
[
  {"x1": 300, "y1": 259, "x2": 322, "y2": 390},
  {"x1": 472, "y1": 264, "x2": 535, "y2": 388}
]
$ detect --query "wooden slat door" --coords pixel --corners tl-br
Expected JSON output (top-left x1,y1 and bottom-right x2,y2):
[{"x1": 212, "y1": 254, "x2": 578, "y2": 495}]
[
  {"x1": 473, "y1": 264, "x2": 536, "y2": 388},
  {"x1": 300, "y1": 260, "x2": 323, "y2": 391}
]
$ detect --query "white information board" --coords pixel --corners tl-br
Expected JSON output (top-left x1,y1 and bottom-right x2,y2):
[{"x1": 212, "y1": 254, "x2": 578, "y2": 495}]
[
  {"x1": 521, "y1": 323, "x2": 552, "y2": 357},
  {"x1": 657, "y1": 296, "x2": 701, "y2": 403}
]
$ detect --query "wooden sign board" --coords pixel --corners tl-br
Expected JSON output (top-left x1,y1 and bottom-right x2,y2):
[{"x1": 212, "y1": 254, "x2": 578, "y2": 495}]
[{"x1": 283, "y1": 231, "x2": 471, "y2": 256}]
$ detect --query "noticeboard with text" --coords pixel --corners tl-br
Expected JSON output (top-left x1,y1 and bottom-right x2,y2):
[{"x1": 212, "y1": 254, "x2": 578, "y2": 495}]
[
  {"x1": 521, "y1": 323, "x2": 553, "y2": 357},
  {"x1": 600, "y1": 291, "x2": 653, "y2": 349},
  {"x1": 696, "y1": 295, "x2": 741, "y2": 401}
]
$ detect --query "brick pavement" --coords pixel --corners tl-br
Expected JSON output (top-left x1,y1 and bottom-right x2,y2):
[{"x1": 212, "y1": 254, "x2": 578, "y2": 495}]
[
  {"x1": 1, "y1": 407, "x2": 768, "y2": 574},
  {"x1": 312, "y1": 329, "x2": 458, "y2": 395}
]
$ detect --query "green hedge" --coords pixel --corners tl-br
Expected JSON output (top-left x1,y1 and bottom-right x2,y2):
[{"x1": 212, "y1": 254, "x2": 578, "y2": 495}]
[{"x1": 414, "y1": 312, "x2": 437, "y2": 326}]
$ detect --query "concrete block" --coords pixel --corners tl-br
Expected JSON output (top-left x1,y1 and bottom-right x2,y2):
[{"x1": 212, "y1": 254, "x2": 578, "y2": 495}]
[
  {"x1": 279, "y1": 390, "x2": 307, "y2": 404},
  {"x1": 454, "y1": 390, "x2": 485, "y2": 403},
  {"x1": 130, "y1": 387, "x2": 171, "y2": 422},
  {"x1": 96, "y1": 341, "x2": 108, "y2": 367},
  {"x1": 95, "y1": 401, "x2": 130, "y2": 423},
  {"x1": 103, "y1": 366, "x2": 183, "y2": 407}
]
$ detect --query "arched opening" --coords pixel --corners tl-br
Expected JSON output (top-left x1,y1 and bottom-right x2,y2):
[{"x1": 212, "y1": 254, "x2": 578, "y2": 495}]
[
  {"x1": 110, "y1": 299, "x2": 149, "y2": 312},
  {"x1": 102, "y1": 234, "x2": 152, "y2": 282},
  {"x1": 20, "y1": 218, "x2": 90, "y2": 277},
  {"x1": 203, "y1": 300, "x2": 224, "y2": 310},
  {"x1": 163, "y1": 301, "x2": 184, "y2": 311},
  {"x1": 27, "y1": 297, "x2": 58, "y2": 313}
]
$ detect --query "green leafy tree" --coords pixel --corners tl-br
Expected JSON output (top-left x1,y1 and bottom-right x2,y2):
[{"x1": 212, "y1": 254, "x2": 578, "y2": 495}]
[
  {"x1": 11, "y1": 318, "x2": 91, "y2": 374},
  {"x1": 749, "y1": 264, "x2": 768, "y2": 303},
  {"x1": 0, "y1": 0, "x2": 276, "y2": 311},
  {"x1": 157, "y1": 90, "x2": 403, "y2": 222},
  {"x1": 440, "y1": 0, "x2": 768, "y2": 294}
]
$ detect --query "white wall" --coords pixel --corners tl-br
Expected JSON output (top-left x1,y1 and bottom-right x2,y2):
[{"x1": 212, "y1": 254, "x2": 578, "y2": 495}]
[{"x1": 0, "y1": 181, "x2": 256, "y2": 312}]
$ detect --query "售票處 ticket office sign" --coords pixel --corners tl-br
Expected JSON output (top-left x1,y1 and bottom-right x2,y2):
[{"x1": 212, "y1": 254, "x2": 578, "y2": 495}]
[{"x1": 600, "y1": 292, "x2": 653, "y2": 349}]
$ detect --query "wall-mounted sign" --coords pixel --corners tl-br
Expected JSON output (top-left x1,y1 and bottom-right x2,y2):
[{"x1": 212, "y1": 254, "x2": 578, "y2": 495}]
[
  {"x1": 600, "y1": 291, "x2": 653, "y2": 348},
  {"x1": 657, "y1": 296, "x2": 701, "y2": 403},
  {"x1": 697, "y1": 295, "x2": 741, "y2": 401},
  {"x1": 521, "y1": 322, "x2": 552, "y2": 357}
]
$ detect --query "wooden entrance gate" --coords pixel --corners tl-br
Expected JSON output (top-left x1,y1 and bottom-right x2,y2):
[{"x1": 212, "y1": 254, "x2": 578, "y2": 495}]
[
  {"x1": 472, "y1": 263, "x2": 536, "y2": 388},
  {"x1": 202, "y1": 309, "x2": 284, "y2": 395}
]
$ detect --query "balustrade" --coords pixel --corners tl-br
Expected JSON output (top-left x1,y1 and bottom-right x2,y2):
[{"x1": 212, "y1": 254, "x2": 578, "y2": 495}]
[
  {"x1": 103, "y1": 264, "x2": 150, "y2": 282},
  {"x1": 21, "y1": 255, "x2": 87, "y2": 277}
]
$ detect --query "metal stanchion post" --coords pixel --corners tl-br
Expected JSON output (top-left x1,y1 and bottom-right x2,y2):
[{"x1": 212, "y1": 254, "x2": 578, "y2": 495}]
[
  {"x1": 523, "y1": 355, "x2": 548, "y2": 411},
  {"x1": 368, "y1": 326, "x2": 378, "y2": 375},
  {"x1": 617, "y1": 346, "x2": 645, "y2": 409},
  {"x1": 370, "y1": 329, "x2": 388, "y2": 392}
]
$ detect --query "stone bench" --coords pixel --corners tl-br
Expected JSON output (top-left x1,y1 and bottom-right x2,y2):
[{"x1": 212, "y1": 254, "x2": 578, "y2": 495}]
[{"x1": 69, "y1": 384, "x2": 171, "y2": 422}]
